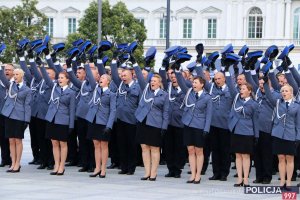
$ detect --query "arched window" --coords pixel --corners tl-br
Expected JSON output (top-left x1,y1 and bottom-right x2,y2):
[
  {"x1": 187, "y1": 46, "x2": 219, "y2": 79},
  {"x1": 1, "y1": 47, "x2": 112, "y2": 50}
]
[
  {"x1": 293, "y1": 8, "x2": 300, "y2": 39},
  {"x1": 248, "y1": 7, "x2": 263, "y2": 38}
]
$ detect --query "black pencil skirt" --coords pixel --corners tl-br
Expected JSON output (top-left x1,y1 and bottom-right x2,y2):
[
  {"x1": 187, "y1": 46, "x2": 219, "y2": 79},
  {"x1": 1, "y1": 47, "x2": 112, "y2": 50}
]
[{"x1": 5, "y1": 117, "x2": 26, "y2": 139}]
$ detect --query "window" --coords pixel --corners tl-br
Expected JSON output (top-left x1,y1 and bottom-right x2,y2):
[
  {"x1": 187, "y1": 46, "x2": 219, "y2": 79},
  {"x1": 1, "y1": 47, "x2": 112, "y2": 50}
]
[
  {"x1": 136, "y1": 18, "x2": 144, "y2": 25},
  {"x1": 24, "y1": 17, "x2": 31, "y2": 27},
  {"x1": 159, "y1": 18, "x2": 166, "y2": 39},
  {"x1": 293, "y1": 8, "x2": 300, "y2": 39},
  {"x1": 68, "y1": 18, "x2": 76, "y2": 34},
  {"x1": 208, "y1": 19, "x2": 217, "y2": 38},
  {"x1": 183, "y1": 19, "x2": 192, "y2": 38},
  {"x1": 46, "y1": 17, "x2": 54, "y2": 36},
  {"x1": 248, "y1": 7, "x2": 263, "y2": 38}
]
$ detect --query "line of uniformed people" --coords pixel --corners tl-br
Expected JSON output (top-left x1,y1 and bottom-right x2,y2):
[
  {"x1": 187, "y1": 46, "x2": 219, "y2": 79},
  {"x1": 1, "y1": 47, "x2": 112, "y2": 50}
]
[{"x1": 0, "y1": 41, "x2": 300, "y2": 188}]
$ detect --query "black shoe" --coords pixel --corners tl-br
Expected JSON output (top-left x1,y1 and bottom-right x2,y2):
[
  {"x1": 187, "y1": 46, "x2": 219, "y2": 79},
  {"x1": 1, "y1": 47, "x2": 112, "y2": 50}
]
[
  {"x1": 99, "y1": 173, "x2": 106, "y2": 178},
  {"x1": 253, "y1": 179, "x2": 263, "y2": 184},
  {"x1": 57, "y1": 169, "x2": 65, "y2": 176},
  {"x1": 292, "y1": 176, "x2": 296, "y2": 181},
  {"x1": 89, "y1": 171, "x2": 101, "y2": 177},
  {"x1": 165, "y1": 172, "x2": 175, "y2": 178},
  {"x1": 219, "y1": 176, "x2": 227, "y2": 181},
  {"x1": 262, "y1": 179, "x2": 271, "y2": 184},
  {"x1": 149, "y1": 176, "x2": 157, "y2": 181},
  {"x1": 78, "y1": 167, "x2": 88, "y2": 172},
  {"x1": 65, "y1": 161, "x2": 77, "y2": 167},
  {"x1": 141, "y1": 176, "x2": 150, "y2": 180},
  {"x1": 244, "y1": 184, "x2": 250, "y2": 187},
  {"x1": 118, "y1": 170, "x2": 127, "y2": 175},
  {"x1": 6, "y1": 168, "x2": 13, "y2": 173},
  {"x1": 28, "y1": 159, "x2": 38, "y2": 165},
  {"x1": 37, "y1": 164, "x2": 47, "y2": 169},
  {"x1": 231, "y1": 165, "x2": 236, "y2": 169},
  {"x1": 174, "y1": 174, "x2": 181, "y2": 178},
  {"x1": 209, "y1": 175, "x2": 220, "y2": 180},
  {"x1": 87, "y1": 168, "x2": 94, "y2": 173},
  {"x1": 234, "y1": 173, "x2": 238, "y2": 178},
  {"x1": 47, "y1": 165, "x2": 54, "y2": 170},
  {"x1": 186, "y1": 179, "x2": 194, "y2": 183},
  {"x1": 187, "y1": 171, "x2": 191, "y2": 174},
  {"x1": 234, "y1": 181, "x2": 244, "y2": 187},
  {"x1": 11, "y1": 166, "x2": 21, "y2": 173},
  {"x1": 201, "y1": 171, "x2": 205, "y2": 175},
  {"x1": 126, "y1": 171, "x2": 134, "y2": 175},
  {"x1": 0, "y1": 162, "x2": 10, "y2": 167},
  {"x1": 107, "y1": 163, "x2": 118, "y2": 169},
  {"x1": 77, "y1": 163, "x2": 83, "y2": 167},
  {"x1": 194, "y1": 178, "x2": 201, "y2": 184},
  {"x1": 50, "y1": 171, "x2": 57, "y2": 175}
]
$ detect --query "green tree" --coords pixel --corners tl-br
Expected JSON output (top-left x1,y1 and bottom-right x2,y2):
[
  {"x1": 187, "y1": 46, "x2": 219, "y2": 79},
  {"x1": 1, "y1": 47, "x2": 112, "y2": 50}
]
[
  {"x1": 0, "y1": 0, "x2": 47, "y2": 63},
  {"x1": 67, "y1": 0, "x2": 147, "y2": 65}
]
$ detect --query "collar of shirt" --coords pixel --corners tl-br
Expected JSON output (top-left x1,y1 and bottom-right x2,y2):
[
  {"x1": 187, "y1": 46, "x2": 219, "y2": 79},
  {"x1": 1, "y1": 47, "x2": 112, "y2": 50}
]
[
  {"x1": 154, "y1": 88, "x2": 160, "y2": 96},
  {"x1": 102, "y1": 87, "x2": 108, "y2": 92},
  {"x1": 244, "y1": 97, "x2": 251, "y2": 102},
  {"x1": 176, "y1": 86, "x2": 181, "y2": 93},
  {"x1": 221, "y1": 84, "x2": 227, "y2": 91},
  {"x1": 285, "y1": 99, "x2": 293, "y2": 104},
  {"x1": 61, "y1": 85, "x2": 68, "y2": 91},
  {"x1": 197, "y1": 90, "x2": 203, "y2": 97},
  {"x1": 17, "y1": 81, "x2": 24, "y2": 88},
  {"x1": 10, "y1": 78, "x2": 14, "y2": 83},
  {"x1": 128, "y1": 80, "x2": 134, "y2": 88}
]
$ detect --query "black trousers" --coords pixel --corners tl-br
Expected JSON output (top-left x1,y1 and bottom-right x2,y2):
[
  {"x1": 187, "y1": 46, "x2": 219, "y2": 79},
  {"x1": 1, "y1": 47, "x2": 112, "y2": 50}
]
[
  {"x1": 29, "y1": 117, "x2": 40, "y2": 161},
  {"x1": 164, "y1": 125, "x2": 185, "y2": 175},
  {"x1": 36, "y1": 118, "x2": 53, "y2": 166},
  {"x1": 108, "y1": 122, "x2": 119, "y2": 165},
  {"x1": 254, "y1": 131, "x2": 273, "y2": 181},
  {"x1": 67, "y1": 120, "x2": 78, "y2": 163},
  {"x1": 202, "y1": 133, "x2": 212, "y2": 173},
  {"x1": 0, "y1": 115, "x2": 10, "y2": 164},
  {"x1": 210, "y1": 126, "x2": 231, "y2": 177},
  {"x1": 117, "y1": 119, "x2": 137, "y2": 173},
  {"x1": 77, "y1": 117, "x2": 94, "y2": 169}
]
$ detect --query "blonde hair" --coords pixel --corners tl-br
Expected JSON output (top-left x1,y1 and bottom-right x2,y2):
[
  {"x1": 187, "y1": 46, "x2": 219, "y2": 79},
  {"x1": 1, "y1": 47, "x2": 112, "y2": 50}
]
[
  {"x1": 101, "y1": 74, "x2": 111, "y2": 84},
  {"x1": 280, "y1": 84, "x2": 293, "y2": 96},
  {"x1": 151, "y1": 73, "x2": 163, "y2": 89},
  {"x1": 13, "y1": 68, "x2": 25, "y2": 77}
]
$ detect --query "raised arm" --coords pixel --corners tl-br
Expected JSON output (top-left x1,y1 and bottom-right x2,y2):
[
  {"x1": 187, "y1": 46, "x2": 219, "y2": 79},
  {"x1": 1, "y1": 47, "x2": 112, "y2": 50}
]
[
  {"x1": 19, "y1": 57, "x2": 32, "y2": 84},
  {"x1": 289, "y1": 65, "x2": 300, "y2": 87},
  {"x1": 66, "y1": 67, "x2": 82, "y2": 89},
  {"x1": 252, "y1": 72, "x2": 259, "y2": 86},
  {"x1": 268, "y1": 70, "x2": 281, "y2": 91},
  {"x1": 45, "y1": 54, "x2": 60, "y2": 75},
  {"x1": 263, "y1": 81, "x2": 277, "y2": 107},
  {"x1": 28, "y1": 59, "x2": 42, "y2": 82},
  {"x1": 225, "y1": 71, "x2": 238, "y2": 98},
  {"x1": 71, "y1": 58, "x2": 78, "y2": 74},
  {"x1": 285, "y1": 71, "x2": 299, "y2": 96},
  {"x1": 133, "y1": 64, "x2": 147, "y2": 91},
  {"x1": 40, "y1": 65, "x2": 54, "y2": 88},
  {"x1": 0, "y1": 67, "x2": 10, "y2": 88},
  {"x1": 84, "y1": 63, "x2": 97, "y2": 90},
  {"x1": 159, "y1": 68, "x2": 168, "y2": 90},
  {"x1": 110, "y1": 60, "x2": 121, "y2": 86},
  {"x1": 175, "y1": 71, "x2": 189, "y2": 94},
  {"x1": 244, "y1": 70, "x2": 258, "y2": 92},
  {"x1": 96, "y1": 59, "x2": 106, "y2": 76}
]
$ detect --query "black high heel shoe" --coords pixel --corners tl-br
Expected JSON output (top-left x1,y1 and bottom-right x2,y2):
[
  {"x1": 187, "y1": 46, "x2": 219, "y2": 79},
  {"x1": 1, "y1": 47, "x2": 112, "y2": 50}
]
[
  {"x1": 50, "y1": 171, "x2": 58, "y2": 175},
  {"x1": 89, "y1": 171, "x2": 101, "y2": 177},
  {"x1": 186, "y1": 179, "x2": 194, "y2": 183},
  {"x1": 234, "y1": 181, "x2": 244, "y2": 187},
  {"x1": 6, "y1": 168, "x2": 13, "y2": 173},
  {"x1": 141, "y1": 176, "x2": 150, "y2": 180},
  {"x1": 99, "y1": 173, "x2": 106, "y2": 178},
  {"x1": 149, "y1": 176, "x2": 157, "y2": 181},
  {"x1": 57, "y1": 169, "x2": 65, "y2": 176},
  {"x1": 11, "y1": 166, "x2": 21, "y2": 173},
  {"x1": 194, "y1": 178, "x2": 201, "y2": 184}
]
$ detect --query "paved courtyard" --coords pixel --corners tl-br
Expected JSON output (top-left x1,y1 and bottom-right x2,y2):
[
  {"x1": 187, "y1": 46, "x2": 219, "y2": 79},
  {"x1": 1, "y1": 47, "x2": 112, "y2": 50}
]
[{"x1": 0, "y1": 129, "x2": 298, "y2": 200}]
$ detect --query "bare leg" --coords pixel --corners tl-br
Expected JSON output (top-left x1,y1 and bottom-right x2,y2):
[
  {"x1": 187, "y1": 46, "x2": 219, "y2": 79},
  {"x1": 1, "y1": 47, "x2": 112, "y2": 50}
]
[
  {"x1": 195, "y1": 147, "x2": 204, "y2": 181},
  {"x1": 58, "y1": 141, "x2": 67, "y2": 173},
  {"x1": 241, "y1": 154, "x2": 250, "y2": 185},
  {"x1": 14, "y1": 139, "x2": 23, "y2": 170},
  {"x1": 235, "y1": 153, "x2": 243, "y2": 184},
  {"x1": 93, "y1": 140, "x2": 101, "y2": 174},
  {"x1": 141, "y1": 144, "x2": 151, "y2": 177},
  {"x1": 100, "y1": 141, "x2": 109, "y2": 176},
  {"x1": 285, "y1": 155, "x2": 294, "y2": 187},
  {"x1": 278, "y1": 154, "x2": 286, "y2": 186},
  {"x1": 149, "y1": 146, "x2": 160, "y2": 178},
  {"x1": 8, "y1": 138, "x2": 16, "y2": 170},
  {"x1": 188, "y1": 146, "x2": 196, "y2": 181},
  {"x1": 51, "y1": 140, "x2": 60, "y2": 172}
]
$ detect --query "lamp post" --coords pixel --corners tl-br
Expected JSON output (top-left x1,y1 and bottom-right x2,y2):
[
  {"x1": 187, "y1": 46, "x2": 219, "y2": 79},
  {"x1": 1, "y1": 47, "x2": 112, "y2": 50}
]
[
  {"x1": 166, "y1": 0, "x2": 170, "y2": 49},
  {"x1": 98, "y1": 0, "x2": 102, "y2": 43}
]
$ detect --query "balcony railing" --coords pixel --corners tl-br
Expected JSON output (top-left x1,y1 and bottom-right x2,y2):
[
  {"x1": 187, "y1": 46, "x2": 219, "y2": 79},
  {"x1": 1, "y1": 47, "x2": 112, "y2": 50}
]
[{"x1": 144, "y1": 39, "x2": 300, "y2": 48}]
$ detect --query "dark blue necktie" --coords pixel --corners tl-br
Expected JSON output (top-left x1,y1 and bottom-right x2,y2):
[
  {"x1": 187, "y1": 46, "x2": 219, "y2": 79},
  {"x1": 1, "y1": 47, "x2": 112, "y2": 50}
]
[
  {"x1": 61, "y1": 88, "x2": 63, "y2": 94},
  {"x1": 286, "y1": 102, "x2": 289, "y2": 109},
  {"x1": 195, "y1": 92, "x2": 199, "y2": 100},
  {"x1": 16, "y1": 84, "x2": 20, "y2": 90}
]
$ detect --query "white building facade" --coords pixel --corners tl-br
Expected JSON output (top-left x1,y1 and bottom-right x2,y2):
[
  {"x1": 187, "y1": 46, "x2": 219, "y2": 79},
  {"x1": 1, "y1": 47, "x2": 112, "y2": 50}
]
[{"x1": 1, "y1": 0, "x2": 300, "y2": 65}]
